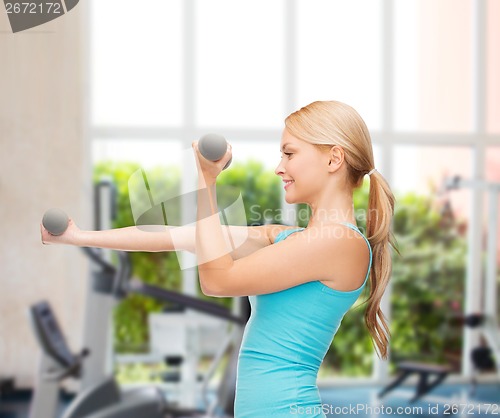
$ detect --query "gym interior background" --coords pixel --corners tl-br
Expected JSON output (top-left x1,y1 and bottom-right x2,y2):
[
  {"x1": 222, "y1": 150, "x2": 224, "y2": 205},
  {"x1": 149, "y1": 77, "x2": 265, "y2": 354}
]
[{"x1": 1, "y1": 0, "x2": 500, "y2": 414}]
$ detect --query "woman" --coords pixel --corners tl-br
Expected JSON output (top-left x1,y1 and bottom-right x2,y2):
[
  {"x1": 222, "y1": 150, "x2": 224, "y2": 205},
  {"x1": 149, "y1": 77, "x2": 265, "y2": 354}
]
[{"x1": 41, "y1": 100, "x2": 398, "y2": 418}]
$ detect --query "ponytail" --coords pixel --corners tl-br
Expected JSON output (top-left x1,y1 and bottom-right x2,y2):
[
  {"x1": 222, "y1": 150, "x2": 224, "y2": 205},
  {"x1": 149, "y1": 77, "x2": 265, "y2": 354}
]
[{"x1": 363, "y1": 169, "x2": 399, "y2": 360}]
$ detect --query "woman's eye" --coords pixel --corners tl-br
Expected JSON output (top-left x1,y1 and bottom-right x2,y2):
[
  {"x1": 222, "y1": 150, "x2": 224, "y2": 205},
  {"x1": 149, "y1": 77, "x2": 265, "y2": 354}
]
[{"x1": 284, "y1": 152, "x2": 293, "y2": 157}]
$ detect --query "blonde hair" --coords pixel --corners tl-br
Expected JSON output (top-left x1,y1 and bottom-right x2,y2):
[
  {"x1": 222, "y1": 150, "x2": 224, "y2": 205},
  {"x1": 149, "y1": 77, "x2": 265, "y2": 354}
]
[{"x1": 285, "y1": 100, "x2": 399, "y2": 360}]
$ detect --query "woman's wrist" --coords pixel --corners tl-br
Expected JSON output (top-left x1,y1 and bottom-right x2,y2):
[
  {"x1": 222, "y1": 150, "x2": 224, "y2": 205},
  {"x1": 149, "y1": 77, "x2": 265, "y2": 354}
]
[
  {"x1": 198, "y1": 174, "x2": 217, "y2": 188},
  {"x1": 70, "y1": 229, "x2": 86, "y2": 247}
]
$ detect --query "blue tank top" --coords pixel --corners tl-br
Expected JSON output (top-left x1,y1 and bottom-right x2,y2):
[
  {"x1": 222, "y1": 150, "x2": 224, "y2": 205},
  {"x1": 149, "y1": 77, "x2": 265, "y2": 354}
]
[{"x1": 234, "y1": 223, "x2": 372, "y2": 418}]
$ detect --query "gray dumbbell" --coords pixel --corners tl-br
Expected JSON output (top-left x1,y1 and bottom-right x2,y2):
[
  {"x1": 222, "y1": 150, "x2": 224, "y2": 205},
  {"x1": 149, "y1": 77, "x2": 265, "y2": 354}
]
[
  {"x1": 198, "y1": 134, "x2": 232, "y2": 170},
  {"x1": 42, "y1": 208, "x2": 69, "y2": 236}
]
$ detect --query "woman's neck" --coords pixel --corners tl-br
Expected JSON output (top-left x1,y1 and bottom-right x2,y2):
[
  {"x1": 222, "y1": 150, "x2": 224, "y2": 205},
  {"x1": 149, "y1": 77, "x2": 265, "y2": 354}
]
[{"x1": 306, "y1": 194, "x2": 356, "y2": 228}]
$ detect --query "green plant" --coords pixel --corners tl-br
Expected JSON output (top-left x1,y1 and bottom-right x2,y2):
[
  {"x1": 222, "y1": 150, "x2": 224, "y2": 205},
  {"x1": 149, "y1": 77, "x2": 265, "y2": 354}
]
[{"x1": 389, "y1": 192, "x2": 467, "y2": 369}]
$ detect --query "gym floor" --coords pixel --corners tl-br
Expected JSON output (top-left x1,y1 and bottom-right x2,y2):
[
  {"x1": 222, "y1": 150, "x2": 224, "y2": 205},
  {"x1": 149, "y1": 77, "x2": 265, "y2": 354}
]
[{"x1": 1, "y1": 383, "x2": 500, "y2": 418}]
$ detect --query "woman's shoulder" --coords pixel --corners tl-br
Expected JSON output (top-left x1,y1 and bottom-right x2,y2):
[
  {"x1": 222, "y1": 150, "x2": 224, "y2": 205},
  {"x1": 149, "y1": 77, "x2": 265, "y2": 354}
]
[
  {"x1": 264, "y1": 224, "x2": 304, "y2": 244},
  {"x1": 266, "y1": 223, "x2": 370, "y2": 288}
]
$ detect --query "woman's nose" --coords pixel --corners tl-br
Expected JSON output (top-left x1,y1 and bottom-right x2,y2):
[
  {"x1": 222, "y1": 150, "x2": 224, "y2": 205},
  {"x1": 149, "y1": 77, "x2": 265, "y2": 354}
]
[{"x1": 275, "y1": 159, "x2": 285, "y2": 176}]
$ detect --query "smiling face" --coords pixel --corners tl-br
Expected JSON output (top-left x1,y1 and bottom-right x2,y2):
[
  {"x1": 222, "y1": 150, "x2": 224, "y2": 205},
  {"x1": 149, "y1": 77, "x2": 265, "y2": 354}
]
[{"x1": 275, "y1": 128, "x2": 331, "y2": 204}]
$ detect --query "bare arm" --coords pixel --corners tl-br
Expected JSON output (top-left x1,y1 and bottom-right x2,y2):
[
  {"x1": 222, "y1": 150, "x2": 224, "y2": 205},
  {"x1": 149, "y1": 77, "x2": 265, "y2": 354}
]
[
  {"x1": 40, "y1": 219, "x2": 277, "y2": 260},
  {"x1": 78, "y1": 225, "x2": 193, "y2": 253},
  {"x1": 80, "y1": 224, "x2": 272, "y2": 257}
]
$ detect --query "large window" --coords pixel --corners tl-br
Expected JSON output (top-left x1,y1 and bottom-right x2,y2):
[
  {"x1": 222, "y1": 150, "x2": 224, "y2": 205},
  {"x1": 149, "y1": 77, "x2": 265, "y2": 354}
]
[{"x1": 89, "y1": 0, "x2": 500, "y2": 381}]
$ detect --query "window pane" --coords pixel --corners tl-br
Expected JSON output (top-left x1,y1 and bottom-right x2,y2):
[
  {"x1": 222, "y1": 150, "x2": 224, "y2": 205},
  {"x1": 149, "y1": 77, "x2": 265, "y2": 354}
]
[
  {"x1": 195, "y1": 0, "x2": 285, "y2": 128},
  {"x1": 395, "y1": 1, "x2": 474, "y2": 132},
  {"x1": 93, "y1": 139, "x2": 183, "y2": 169},
  {"x1": 487, "y1": 0, "x2": 500, "y2": 133},
  {"x1": 391, "y1": 145, "x2": 473, "y2": 370},
  {"x1": 91, "y1": 0, "x2": 183, "y2": 127},
  {"x1": 485, "y1": 147, "x2": 500, "y2": 183},
  {"x1": 418, "y1": 0, "x2": 474, "y2": 132},
  {"x1": 297, "y1": 0, "x2": 383, "y2": 130},
  {"x1": 232, "y1": 140, "x2": 280, "y2": 172},
  {"x1": 393, "y1": 145, "x2": 472, "y2": 196}
]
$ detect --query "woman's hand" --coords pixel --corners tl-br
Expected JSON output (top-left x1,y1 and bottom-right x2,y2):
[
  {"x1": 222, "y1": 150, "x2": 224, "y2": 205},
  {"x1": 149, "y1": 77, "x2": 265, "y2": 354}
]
[
  {"x1": 40, "y1": 218, "x2": 81, "y2": 246},
  {"x1": 192, "y1": 140, "x2": 232, "y2": 185}
]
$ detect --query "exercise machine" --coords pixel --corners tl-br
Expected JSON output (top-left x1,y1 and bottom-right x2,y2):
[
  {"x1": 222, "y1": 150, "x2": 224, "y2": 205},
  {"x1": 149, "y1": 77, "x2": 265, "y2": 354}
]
[
  {"x1": 378, "y1": 362, "x2": 451, "y2": 403},
  {"x1": 442, "y1": 176, "x2": 500, "y2": 379},
  {"x1": 29, "y1": 247, "x2": 248, "y2": 418},
  {"x1": 29, "y1": 300, "x2": 167, "y2": 418}
]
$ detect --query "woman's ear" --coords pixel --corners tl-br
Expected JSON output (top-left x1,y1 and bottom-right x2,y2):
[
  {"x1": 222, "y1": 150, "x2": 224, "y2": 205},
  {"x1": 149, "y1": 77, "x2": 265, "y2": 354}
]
[{"x1": 327, "y1": 145, "x2": 344, "y2": 172}]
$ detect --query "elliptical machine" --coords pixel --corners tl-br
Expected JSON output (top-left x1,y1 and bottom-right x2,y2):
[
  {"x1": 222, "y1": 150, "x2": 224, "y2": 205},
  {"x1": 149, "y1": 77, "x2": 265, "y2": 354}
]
[
  {"x1": 29, "y1": 247, "x2": 249, "y2": 418},
  {"x1": 29, "y1": 299, "x2": 168, "y2": 418}
]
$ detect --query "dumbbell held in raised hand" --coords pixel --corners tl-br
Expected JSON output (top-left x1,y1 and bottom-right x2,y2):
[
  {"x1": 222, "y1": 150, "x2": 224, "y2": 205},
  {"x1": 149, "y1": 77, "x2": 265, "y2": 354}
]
[
  {"x1": 42, "y1": 208, "x2": 69, "y2": 236},
  {"x1": 198, "y1": 133, "x2": 232, "y2": 170}
]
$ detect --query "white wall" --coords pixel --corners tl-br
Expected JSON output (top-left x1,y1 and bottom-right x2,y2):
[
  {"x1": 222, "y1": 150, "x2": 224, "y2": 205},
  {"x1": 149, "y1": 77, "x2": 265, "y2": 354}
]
[{"x1": 0, "y1": 4, "x2": 90, "y2": 388}]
